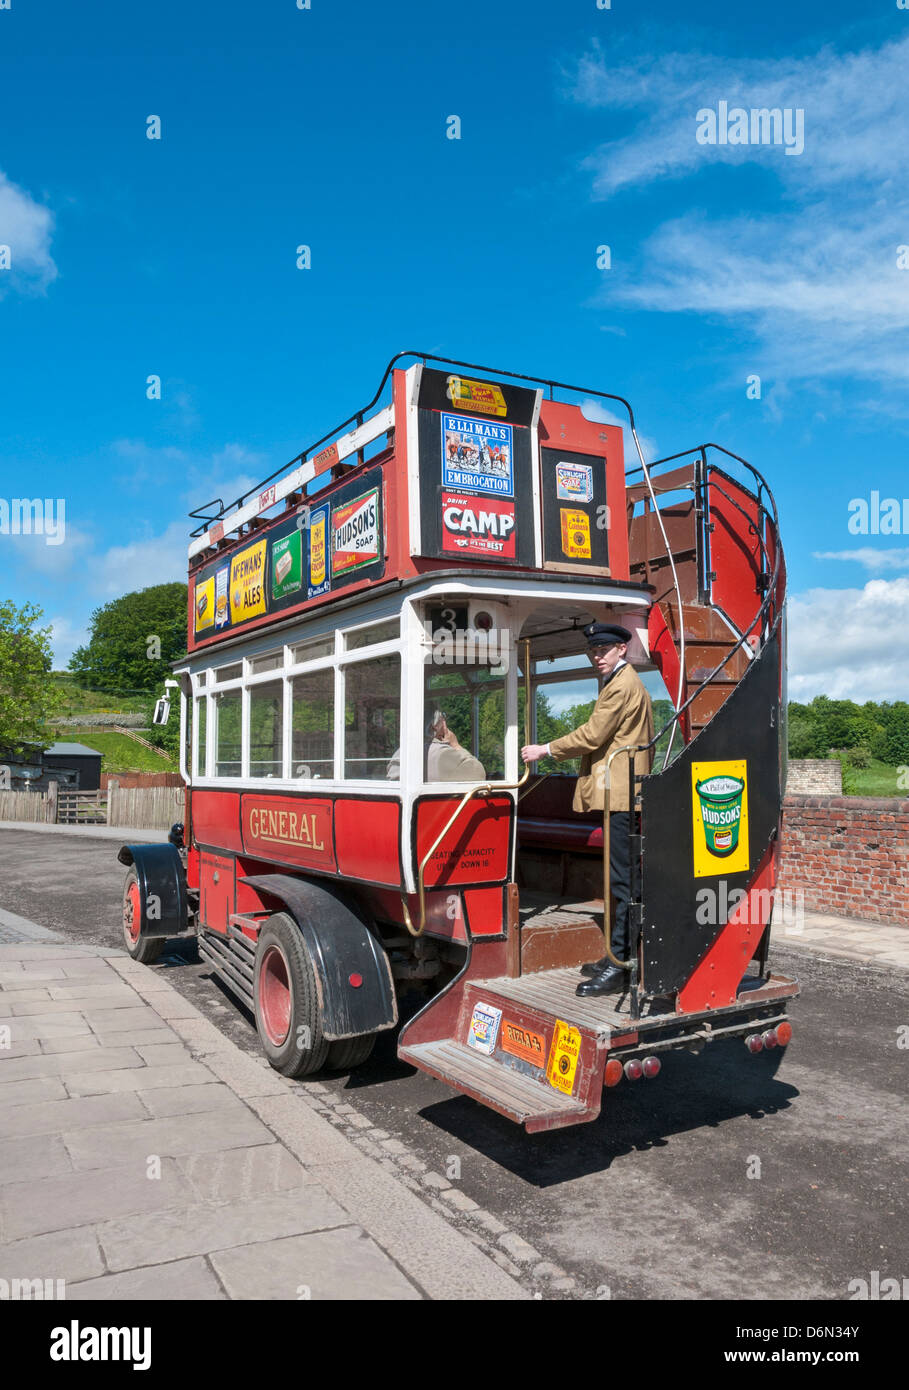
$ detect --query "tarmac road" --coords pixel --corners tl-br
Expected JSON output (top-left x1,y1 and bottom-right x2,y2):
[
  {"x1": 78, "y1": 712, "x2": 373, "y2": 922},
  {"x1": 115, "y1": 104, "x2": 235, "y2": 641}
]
[{"x1": 2, "y1": 825, "x2": 907, "y2": 1301}]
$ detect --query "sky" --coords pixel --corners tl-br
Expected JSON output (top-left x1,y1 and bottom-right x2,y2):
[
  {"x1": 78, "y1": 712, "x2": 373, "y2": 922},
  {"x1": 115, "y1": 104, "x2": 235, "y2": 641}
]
[{"x1": 2, "y1": 0, "x2": 909, "y2": 703}]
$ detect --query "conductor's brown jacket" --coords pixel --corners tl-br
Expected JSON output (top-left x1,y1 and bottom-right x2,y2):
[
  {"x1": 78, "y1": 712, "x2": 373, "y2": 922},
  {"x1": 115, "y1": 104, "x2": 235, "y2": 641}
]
[{"x1": 548, "y1": 662, "x2": 654, "y2": 813}]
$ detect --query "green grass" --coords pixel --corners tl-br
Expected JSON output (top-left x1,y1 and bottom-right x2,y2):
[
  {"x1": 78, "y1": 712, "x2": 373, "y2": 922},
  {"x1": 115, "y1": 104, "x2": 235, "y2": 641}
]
[
  {"x1": 841, "y1": 757, "x2": 905, "y2": 798},
  {"x1": 59, "y1": 729, "x2": 179, "y2": 775},
  {"x1": 49, "y1": 673, "x2": 150, "y2": 718}
]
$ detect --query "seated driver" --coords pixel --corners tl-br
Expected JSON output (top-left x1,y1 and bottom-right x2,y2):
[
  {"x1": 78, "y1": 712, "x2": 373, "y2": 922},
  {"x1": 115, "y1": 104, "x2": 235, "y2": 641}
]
[{"x1": 427, "y1": 713, "x2": 485, "y2": 781}]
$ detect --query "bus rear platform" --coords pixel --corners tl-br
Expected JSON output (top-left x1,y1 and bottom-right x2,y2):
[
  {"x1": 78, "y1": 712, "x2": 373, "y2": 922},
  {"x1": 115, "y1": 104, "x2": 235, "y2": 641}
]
[{"x1": 398, "y1": 894, "x2": 799, "y2": 1134}]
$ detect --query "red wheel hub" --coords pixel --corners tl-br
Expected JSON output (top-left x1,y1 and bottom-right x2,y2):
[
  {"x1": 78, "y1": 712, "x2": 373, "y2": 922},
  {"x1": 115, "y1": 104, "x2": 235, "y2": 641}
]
[
  {"x1": 123, "y1": 882, "x2": 141, "y2": 944},
  {"x1": 259, "y1": 945, "x2": 292, "y2": 1046}
]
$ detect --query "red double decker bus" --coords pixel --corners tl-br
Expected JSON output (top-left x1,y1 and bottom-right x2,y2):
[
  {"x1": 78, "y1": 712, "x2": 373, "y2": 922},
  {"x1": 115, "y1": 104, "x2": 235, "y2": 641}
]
[{"x1": 119, "y1": 353, "x2": 798, "y2": 1132}]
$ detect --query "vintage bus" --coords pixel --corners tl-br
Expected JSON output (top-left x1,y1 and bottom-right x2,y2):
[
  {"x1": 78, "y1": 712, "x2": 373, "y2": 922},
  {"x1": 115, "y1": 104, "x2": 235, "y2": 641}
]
[{"x1": 119, "y1": 353, "x2": 798, "y2": 1132}]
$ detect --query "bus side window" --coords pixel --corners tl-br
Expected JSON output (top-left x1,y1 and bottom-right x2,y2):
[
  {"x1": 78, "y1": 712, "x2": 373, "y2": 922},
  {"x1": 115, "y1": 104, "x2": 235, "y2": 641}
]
[
  {"x1": 249, "y1": 680, "x2": 283, "y2": 778},
  {"x1": 214, "y1": 689, "x2": 242, "y2": 777},
  {"x1": 195, "y1": 697, "x2": 207, "y2": 777},
  {"x1": 292, "y1": 669, "x2": 334, "y2": 780},
  {"x1": 344, "y1": 654, "x2": 400, "y2": 781}
]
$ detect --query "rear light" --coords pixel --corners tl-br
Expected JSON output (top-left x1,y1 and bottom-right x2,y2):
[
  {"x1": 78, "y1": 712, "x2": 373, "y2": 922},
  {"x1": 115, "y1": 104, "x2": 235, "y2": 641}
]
[
  {"x1": 776, "y1": 1021, "x2": 792, "y2": 1046},
  {"x1": 642, "y1": 1056, "x2": 661, "y2": 1079},
  {"x1": 605, "y1": 1058, "x2": 624, "y2": 1087},
  {"x1": 624, "y1": 1059, "x2": 643, "y2": 1081},
  {"x1": 348, "y1": 973, "x2": 363, "y2": 988},
  {"x1": 745, "y1": 1033, "x2": 764, "y2": 1053},
  {"x1": 761, "y1": 1028, "x2": 778, "y2": 1049}
]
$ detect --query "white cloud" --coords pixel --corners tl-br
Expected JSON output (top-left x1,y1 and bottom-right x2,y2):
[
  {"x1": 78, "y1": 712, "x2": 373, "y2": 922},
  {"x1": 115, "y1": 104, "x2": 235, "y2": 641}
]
[
  {"x1": 788, "y1": 577, "x2": 909, "y2": 701},
  {"x1": 814, "y1": 548, "x2": 909, "y2": 572},
  {"x1": 0, "y1": 170, "x2": 57, "y2": 293},
  {"x1": 570, "y1": 37, "x2": 909, "y2": 196},
  {"x1": 91, "y1": 520, "x2": 188, "y2": 598},
  {"x1": 47, "y1": 615, "x2": 88, "y2": 668},
  {"x1": 612, "y1": 210, "x2": 909, "y2": 387},
  {"x1": 569, "y1": 36, "x2": 909, "y2": 390}
]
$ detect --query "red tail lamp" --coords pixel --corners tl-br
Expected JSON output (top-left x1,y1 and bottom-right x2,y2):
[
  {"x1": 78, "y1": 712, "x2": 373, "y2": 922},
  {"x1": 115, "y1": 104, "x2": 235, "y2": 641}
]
[
  {"x1": 624, "y1": 1059, "x2": 643, "y2": 1081},
  {"x1": 761, "y1": 1028, "x2": 779, "y2": 1049},
  {"x1": 348, "y1": 973, "x2": 363, "y2": 988},
  {"x1": 605, "y1": 1058, "x2": 624, "y2": 1087},
  {"x1": 642, "y1": 1056, "x2": 661, "y2": 1079},
  {"x1": 776, "y1": 1021, "x2": 792, "y2": 1046},
  {"x1": 745, "y1": 1033, "x2": 764, "y2": 1053}
]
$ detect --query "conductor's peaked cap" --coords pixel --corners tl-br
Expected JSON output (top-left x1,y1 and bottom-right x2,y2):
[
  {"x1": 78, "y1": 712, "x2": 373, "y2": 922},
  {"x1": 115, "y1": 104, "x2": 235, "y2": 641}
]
[{"x1": 584, "y1": 621, "x2": 633, "y2": 647}]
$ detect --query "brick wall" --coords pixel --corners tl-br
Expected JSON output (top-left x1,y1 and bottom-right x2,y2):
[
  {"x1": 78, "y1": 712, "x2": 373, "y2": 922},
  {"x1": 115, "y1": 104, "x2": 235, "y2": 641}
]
[
  {"x1": 101, "y1": 772, "x2": 183, "y2": 790},
  {"x1": 786, "y1": 759, "x2": 842, "y2": 795},
  {"x1": 779, "y1": 795, "x2": 909, "y2": 926}
]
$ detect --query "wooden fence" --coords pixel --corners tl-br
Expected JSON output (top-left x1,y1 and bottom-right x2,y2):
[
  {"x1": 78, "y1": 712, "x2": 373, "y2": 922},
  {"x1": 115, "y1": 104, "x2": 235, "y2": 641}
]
[
  {"x1": 0, "y1": 780, "x2": 185, "y2": 831},
  {"x1": 107, "y1": 782, "x2": 184, "y2": 829},
  {"x1": 0, "y1": 789, "x2": 47, "y2": 823}
]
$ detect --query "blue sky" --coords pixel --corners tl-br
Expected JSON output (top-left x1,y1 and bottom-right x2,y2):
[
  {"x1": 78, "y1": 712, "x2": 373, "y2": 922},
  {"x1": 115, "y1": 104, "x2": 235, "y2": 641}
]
[{"x1": 3, "y1": 0, "x2": 909, "y2": 701}]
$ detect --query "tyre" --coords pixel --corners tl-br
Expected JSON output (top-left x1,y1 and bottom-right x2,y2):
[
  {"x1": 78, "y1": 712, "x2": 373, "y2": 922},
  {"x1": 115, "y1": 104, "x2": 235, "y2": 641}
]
[
  {"x1": 326, "y1": 1033, "x2": 376, "y2": 1072},
  {"x1": 121, "y1": 868, "x2": 165, "y2": 965},
  {"x1": 254, "y1": 912, "x2": 329, "y2": 1077}
]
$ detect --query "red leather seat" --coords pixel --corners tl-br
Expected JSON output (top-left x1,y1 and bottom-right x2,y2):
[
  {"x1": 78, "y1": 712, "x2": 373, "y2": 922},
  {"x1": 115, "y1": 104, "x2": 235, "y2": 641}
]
[{"x1": 517, "y1": 776, "x2": 603, "y2": 854}]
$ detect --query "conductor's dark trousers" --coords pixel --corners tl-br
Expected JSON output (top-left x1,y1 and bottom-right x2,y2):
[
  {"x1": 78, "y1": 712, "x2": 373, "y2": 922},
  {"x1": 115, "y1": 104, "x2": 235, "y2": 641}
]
[{"x1": 609, "y1": 810, "x2": 632, "y2": 962}]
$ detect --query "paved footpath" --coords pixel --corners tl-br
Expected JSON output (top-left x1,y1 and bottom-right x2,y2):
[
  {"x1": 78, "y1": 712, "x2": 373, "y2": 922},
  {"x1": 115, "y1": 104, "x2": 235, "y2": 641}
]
[{"x1": 0, "y1": 933, "x2": 528, "y2": 1301}]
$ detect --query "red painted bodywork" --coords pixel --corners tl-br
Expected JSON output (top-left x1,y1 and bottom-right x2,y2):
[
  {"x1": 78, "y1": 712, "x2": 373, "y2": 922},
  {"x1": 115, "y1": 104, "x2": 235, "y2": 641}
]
[
  {"x1": 537, "y1": 400, "x2": 629, "y2": 580},
  {"x1": 241, "y1": 794, "x2": 336, "y2": 872},
  {"x1": 677, "y1": 842, "x2": 778, "y2": 1014},
  {"x1": 334, "y1": 798, "x2": 401, "y2": 885},
  {"x1": 707, "y1": 471, "x2": 763, "y2": 643},
  {"x1": 415, "y1": 795, "x2": 512, "y2": 889}
]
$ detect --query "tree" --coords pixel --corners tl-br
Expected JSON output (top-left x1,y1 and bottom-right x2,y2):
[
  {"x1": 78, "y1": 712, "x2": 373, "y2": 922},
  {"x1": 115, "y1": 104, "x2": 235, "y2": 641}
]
[
  {"x1": 0, "y1": 601, "x2": 59, "y2": 752},
  {"x1": 69, "y1": 583, "x2": 187, "y2": 695}
]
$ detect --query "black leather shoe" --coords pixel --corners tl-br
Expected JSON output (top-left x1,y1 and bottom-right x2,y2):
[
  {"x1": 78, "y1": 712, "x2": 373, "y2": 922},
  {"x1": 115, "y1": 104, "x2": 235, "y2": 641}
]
[
  {"x1": 576, "y1": 964, "x2": 629, "y2": 997},
  {"x1": 579, "y1": 955, "x2": 610, "y2": 978}
]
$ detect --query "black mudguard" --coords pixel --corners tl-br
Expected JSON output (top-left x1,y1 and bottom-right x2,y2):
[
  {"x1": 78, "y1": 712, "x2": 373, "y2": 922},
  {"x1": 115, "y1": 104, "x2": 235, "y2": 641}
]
[
  {"x1": 241, "y1": 873, "x2": 397, "y2": 1040},
  {"x1": 117, "y1": 842, "x2": 189, "y2": 940}
]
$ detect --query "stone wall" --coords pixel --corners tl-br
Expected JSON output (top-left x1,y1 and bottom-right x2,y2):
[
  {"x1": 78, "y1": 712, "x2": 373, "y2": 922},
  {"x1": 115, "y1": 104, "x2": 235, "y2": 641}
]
[{"x1": 786, "y1": 759, "x2": 842, "y2": 795}]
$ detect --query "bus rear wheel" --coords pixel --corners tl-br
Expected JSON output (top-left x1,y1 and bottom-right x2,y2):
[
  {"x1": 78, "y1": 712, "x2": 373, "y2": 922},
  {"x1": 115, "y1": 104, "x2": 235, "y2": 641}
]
[
  {"x1": 326, "y1": 1034, "x2": 376, "y2": 1071},
  {"x1": 254, "y1": 912, "x2": 329, "y2": 1077},
  {"x1": 121, "y1": 868, "x2": 164, "y2": 965}
]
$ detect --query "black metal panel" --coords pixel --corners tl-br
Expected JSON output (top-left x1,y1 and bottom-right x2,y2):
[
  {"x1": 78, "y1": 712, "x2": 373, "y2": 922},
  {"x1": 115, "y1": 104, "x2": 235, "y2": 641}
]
[
  {"x1": 241, "y1": 873, "x2": 397, "y2": 1040},
  {"x1": 116, "y1": 843, "x2": 189, "y2": 940},
  {"x1": 540, "y1": 447, "x2": 610, "y2": 572},
  {"x1": 638, "y1": 629, "x2": 782, "y2": 997}
]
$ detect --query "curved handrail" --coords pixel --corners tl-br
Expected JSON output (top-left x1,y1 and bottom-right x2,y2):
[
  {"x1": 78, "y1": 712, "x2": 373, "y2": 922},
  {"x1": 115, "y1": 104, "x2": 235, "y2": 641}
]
[{"x1": 631, "y1": 443, "x2": 784, "y2": 759}]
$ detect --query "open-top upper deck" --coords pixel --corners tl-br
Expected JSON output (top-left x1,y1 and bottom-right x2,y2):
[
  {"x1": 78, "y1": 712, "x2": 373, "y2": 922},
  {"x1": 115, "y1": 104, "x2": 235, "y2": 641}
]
[{"x1": 186, "y1": 355, "x2": 636, "y2": 654}]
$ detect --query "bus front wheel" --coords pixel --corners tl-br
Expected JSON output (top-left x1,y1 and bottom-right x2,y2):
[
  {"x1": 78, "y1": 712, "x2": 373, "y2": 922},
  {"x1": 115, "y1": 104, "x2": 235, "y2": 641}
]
[
  {"x1": 121, "y1": 868, "x2": 165, "y2": 965},
  {"x1": 254, "y1": 912, "x2": 329, "y2": 1077}
]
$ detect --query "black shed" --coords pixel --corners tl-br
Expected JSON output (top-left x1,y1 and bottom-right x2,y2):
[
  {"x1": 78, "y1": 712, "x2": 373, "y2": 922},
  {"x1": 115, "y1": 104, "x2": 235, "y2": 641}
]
[{"x1": 42, "y1": 742, "x2": 103, "y2": 792}]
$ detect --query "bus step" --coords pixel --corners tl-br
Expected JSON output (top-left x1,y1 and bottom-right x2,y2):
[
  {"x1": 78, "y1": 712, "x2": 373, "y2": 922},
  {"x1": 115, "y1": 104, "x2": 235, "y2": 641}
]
[{"x1": 400, "y1": 1038, "x2": 593, "y2": 1133}]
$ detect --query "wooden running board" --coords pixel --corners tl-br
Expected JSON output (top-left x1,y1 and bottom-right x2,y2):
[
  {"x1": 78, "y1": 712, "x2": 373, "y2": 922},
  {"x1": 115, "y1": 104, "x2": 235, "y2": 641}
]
[{"x1": 400, "y1": 1038, "x2": 592, "y2": 1133}]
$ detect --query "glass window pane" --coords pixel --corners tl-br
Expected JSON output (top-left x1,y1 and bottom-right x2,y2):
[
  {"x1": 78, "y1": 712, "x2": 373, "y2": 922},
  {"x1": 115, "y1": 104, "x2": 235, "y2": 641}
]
[
  {"x1": 344, "y1": 655, "x2": 400, "y2": 780},
  {"x1": 292, "y1": 669, "x2": 334, "y2": 779},
  {"x1": 345, "y1": 619, "x2": 399, "y2": 651},
  {"x1": 214, "y1": 663, "x2": 242, "y2": 683},
  {"x1": 249, "y1": 680, "x2": 283, "y2": 778},
  {"x1": 195, "y1": 698, "x2": 207, "y2": 777},
  {"x1": 214, "y1": 690, "x2": 242, "y2": 776},
  {"x1": 424, "y1": 662, "x2": 503, "y2": 782},
  {"x1": 290, "y1": 636, "x2": 334, "y2": 664},
  {"x1": 249, "y1": 652, "x2": 283, "y2": 674},
  {"x1": 532, "y1": 677, "x2": 598, "y2": 775}
]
